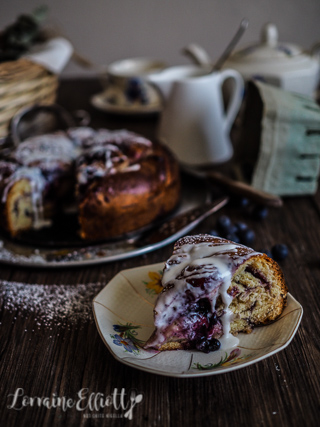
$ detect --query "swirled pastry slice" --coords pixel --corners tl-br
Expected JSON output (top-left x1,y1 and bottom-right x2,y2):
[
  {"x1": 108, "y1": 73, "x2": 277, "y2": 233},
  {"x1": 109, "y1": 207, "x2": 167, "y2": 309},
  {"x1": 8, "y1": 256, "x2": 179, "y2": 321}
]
[{"x1": 145, "y1": 234, "x2": 287, "y2": 353}]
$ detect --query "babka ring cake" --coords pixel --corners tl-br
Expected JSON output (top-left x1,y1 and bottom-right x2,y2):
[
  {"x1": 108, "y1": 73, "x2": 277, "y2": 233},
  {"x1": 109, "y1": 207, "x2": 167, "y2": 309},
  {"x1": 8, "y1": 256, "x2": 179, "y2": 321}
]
[
  {"x1": 0, "y1": 127, "x2": 181, "y2": 240},
  {"x1": 144, "y1": 234, "x2": 288, "y2": 353}
]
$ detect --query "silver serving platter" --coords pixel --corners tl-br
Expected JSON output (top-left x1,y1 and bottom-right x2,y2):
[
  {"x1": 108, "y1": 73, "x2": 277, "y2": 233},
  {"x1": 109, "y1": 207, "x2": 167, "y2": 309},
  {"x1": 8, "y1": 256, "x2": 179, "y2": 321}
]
[{"x1": 0, "y1": 178, "x2": 227, "y2": 268}]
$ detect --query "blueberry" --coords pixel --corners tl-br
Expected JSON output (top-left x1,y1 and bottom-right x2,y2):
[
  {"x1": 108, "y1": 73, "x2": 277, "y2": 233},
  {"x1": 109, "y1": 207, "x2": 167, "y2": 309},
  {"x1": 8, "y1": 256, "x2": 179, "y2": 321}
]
[
  {"x1": 216, "y1": 215, "x2": 232, "y2": 233},
  {"x1": 196, "y1": 298, "x2": 211, "y2": 315},
  {"x1": 196, "y1": 338, "x2": 221, "y2": 353},
  {"x1": 225, "y1": 232, "x2": 241, "y2": 243},
  {"x1": 252, "y1": 205, "x2": 269, "y2": 220},
  {"x1": 187, "y1": 277, "x2": 208, "y2": 289},
  {"x1": 231, "y1": 196, "x2": 250, "y2": 208},
  {"x1": 271, "y1": 244, "x2": 289, "y2": 261},
  {"x1": 239, "y1": 197, "x2": 250, "y2": 208},
  {"x1": 210, "y1": 312, "x2": 218, "y2": 325},
  {"x1": 238, "y1": 228, "x2": 255, "y2": 246},
  {"x1": 234, "y1": 221, "x2": 248, "y2": 233},
  {"x1": 228, "y1": 224, "x2": 238, "y2": 234},
  {"x1": 222, "y1": 223, "x2": 238, "y2": 238}
]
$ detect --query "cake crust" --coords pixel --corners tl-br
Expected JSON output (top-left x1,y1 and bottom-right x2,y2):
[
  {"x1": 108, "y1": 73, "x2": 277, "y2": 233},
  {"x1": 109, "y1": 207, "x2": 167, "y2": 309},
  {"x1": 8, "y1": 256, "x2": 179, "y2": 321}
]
[{"x1": 77, "y1": 141, "x2": 180, "y2": 240}]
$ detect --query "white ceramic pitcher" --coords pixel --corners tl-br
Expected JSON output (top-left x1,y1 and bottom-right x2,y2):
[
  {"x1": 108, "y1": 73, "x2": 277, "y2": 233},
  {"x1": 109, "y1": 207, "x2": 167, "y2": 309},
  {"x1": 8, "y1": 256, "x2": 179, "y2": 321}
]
[{"x1": 148, "y1": 65, "x2": 244, "y2": 166}]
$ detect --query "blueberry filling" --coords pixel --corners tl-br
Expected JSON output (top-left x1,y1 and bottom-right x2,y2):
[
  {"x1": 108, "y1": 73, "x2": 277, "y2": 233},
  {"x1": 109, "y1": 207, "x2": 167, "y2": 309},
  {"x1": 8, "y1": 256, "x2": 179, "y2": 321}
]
[
  {"x1": 245, "y1": 265, "x2": 270, "y2": 289},
  {"x1": 186, "y1": 276, "x2": 212, "y2": 290},
  {"x1": 178, "y1": 298, "x2": 222, "y2": 353},
  {"x1": 195, "y1": 338, "x2": 221, "y2": 353}
]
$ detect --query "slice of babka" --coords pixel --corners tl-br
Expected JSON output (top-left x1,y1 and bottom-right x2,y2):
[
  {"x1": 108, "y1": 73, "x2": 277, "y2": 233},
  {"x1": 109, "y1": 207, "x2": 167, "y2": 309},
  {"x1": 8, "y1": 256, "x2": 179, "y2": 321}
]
[
  {"x1": 0, "y1": 133, "x2": 78, "y2": 237},
  {"x1": 144, "y1": 234, "x2": 288, "y2": 353}
]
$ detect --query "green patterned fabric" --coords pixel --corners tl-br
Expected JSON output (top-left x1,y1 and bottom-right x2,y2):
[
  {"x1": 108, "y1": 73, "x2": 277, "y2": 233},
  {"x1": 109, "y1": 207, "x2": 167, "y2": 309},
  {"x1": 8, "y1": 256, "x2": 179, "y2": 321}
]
[{"x1": 251, "y1": 81, "x2": 320, "y2": 196}]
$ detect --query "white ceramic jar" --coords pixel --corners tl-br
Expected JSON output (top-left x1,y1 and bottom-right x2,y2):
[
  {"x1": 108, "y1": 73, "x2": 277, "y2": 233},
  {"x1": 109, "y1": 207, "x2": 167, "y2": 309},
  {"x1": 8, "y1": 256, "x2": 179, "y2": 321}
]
[{"x1": 223, "y1": 23, "x2": 320, "y2": 98}]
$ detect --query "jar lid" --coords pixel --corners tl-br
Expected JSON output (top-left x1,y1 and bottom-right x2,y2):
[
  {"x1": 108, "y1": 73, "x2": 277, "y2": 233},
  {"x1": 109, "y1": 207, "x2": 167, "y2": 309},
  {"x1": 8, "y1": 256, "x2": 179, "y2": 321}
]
[{"x1": 228, "y1": 23, "x2": 305, "y2": 66}]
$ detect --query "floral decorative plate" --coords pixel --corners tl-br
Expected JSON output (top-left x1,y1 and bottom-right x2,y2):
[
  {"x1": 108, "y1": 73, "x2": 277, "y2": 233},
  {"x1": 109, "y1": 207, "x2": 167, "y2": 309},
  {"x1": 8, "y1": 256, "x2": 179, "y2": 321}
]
[{"x1": 93, "y1": 263, "x2": 303, "y2": 378}]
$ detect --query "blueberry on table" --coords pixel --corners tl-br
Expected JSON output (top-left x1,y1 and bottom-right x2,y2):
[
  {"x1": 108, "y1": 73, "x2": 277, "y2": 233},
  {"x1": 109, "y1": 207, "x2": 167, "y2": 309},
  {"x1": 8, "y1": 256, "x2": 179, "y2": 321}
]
[
  {"x1": 228, "y1": 224, "x2": 239, "y2": 234},
  {"x1": 238, "y1": 228, "x2": 255, "y2": 246},
  {"x1": 216, "y1": 215, "x2": 232, "y2": 234},
  {"x1": 271, "y1": 244, "x2": 289, "y2": 261},
  {"x1": 225, "y1": 233, "x2": 241, "y2": 243},
  {"x1": 234, "y1": 221, "x2": 248, "y2": 233},
  {"x1": 252, "y1": 205, "x2": 269, "y2": 220},
  {"x1": 230, "y1": 196, "x2": 250, "y2": 208}
]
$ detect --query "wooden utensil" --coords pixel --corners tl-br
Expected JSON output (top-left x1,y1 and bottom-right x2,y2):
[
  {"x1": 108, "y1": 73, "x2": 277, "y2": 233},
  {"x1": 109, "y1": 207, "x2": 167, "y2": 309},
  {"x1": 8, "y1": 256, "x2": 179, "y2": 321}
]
[{"x1": 184, "y1": 167, "x2": 283, "y2": 207}]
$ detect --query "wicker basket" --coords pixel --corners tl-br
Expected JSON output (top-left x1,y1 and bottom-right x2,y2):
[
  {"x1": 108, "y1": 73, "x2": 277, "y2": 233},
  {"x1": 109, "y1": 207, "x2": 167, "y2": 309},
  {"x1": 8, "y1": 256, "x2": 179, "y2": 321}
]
[{"x1": 0, "y1": 58, "x2": 58, "y2": 139}]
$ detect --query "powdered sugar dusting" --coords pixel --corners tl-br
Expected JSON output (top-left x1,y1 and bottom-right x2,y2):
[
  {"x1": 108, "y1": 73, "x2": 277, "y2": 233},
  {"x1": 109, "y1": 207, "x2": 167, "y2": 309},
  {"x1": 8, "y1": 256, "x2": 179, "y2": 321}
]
[{"x1": 0, "y1": 280, "x2": 104, "y2": 328}]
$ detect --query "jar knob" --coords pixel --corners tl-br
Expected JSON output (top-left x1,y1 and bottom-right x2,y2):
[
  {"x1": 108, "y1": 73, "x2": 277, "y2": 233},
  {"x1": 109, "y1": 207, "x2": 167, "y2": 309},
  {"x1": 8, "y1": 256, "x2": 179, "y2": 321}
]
[{"x1": 261, "y1": 23, "x2": 278, "y2": 47}]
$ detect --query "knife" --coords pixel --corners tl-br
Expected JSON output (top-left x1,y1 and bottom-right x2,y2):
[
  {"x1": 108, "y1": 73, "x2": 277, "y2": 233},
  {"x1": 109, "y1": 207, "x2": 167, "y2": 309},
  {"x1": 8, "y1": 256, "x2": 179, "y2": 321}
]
[{"x1": 135, "y1": 196, "x2": 228, "y2": 248}]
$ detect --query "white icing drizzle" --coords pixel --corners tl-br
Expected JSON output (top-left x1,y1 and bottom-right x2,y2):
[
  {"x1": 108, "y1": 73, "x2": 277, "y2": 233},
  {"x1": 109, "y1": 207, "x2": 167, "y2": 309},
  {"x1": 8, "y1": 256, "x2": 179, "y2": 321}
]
[
  {"x1": 120, "y1": 164, "x2": 141, "y2": 173},
  {"x1": 84, "y1": 143, "x2": 127, "y2": 170},
  {"x1": 151, "y1": 237, "x2": 260, "y2": 351},
  {"x1": 76, "y1": 129, "x2": 148, "y2": 184},
  {"x1": 14, "y1": 134, "x2": 79, "y2": 166},
  {"x1": 69, "y1": 127, "x2": 152, "y2": 149},
  {"x1": 94, "y1": 129, "x2": 152, "y2": 147},
  {"x1": 2, "y1": 167, "x2": 49, "y2": 229},
  {"x1": 67, "y1": 127, "x2": 97, "y2": 146}
]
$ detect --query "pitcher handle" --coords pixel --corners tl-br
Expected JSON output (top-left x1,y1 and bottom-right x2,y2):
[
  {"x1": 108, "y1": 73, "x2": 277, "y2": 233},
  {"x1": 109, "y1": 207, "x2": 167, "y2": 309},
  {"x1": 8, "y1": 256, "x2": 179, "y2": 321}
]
[{"x1": 219, "y1": 69, "x2": 244, "y2": 133}]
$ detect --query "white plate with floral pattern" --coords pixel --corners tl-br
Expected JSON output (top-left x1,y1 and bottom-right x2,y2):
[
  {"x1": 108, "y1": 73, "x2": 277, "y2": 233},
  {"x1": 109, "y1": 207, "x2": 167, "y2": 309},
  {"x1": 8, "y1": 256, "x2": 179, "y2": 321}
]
[{"x1": 93, "y1": 262, "x2": 303, "y2": 378}]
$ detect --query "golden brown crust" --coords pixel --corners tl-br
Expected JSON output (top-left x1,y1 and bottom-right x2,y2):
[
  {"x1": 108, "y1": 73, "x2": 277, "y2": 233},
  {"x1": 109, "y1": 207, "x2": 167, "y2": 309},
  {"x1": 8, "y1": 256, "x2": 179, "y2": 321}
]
[
  {"x1": 78, "y1": 142, "x2": 181, "y2": 240},
  {"x1": 228, "y1": 253, "x2": 287, "y2": 335},
  {"x1": 158, "y1": 341, "x2": 184, "y2": 351}
]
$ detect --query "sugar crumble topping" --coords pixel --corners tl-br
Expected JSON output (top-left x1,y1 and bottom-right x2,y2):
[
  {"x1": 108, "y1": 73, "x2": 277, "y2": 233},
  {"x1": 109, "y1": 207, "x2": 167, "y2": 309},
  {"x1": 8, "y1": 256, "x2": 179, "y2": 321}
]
[{"x1": 0, "y1": 280, "x2": 104, "y2": 329}]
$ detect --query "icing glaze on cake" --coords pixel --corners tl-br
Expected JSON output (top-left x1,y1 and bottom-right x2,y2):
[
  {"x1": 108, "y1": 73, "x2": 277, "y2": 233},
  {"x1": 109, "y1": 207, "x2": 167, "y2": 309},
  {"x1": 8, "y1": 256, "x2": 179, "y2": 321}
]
[
  {"x1": 145, "y1": 234, "x2": 287, "y2": 353},
  {"x1": 13, "y1": 134, "x2": 79, "y2": 168}
]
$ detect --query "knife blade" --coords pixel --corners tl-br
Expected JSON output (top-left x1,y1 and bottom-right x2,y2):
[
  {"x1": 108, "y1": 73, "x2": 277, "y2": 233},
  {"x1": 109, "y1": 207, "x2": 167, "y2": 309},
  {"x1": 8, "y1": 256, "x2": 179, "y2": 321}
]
[{"x1": 134, "y1": 196, "x2": 228, "y2": 248}]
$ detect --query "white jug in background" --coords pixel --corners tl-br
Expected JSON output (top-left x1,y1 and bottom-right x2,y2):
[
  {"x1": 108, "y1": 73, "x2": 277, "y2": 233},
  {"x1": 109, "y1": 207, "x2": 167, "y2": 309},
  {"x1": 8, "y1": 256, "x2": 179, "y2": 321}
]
[{"x1": 148, "y1": 65, "x2": 244, "y2": 166}]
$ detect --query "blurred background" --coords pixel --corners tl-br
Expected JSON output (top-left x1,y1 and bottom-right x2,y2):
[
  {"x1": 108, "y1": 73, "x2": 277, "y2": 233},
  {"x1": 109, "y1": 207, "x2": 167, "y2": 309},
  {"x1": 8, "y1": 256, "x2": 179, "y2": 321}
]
[{"x1": 1, "y1": 0, "x2": 320, "y2": 78}]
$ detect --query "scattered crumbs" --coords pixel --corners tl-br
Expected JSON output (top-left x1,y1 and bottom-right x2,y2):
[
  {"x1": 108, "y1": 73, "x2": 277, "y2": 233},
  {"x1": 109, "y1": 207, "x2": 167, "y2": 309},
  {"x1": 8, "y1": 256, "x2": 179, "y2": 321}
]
[
  {"x1": 272, "y1": 412, "x2": 277, "y2": 415},
  {"x1": 0, "y1": 280, "x2": 104, "y2": 329},
  {"x1": 275, "y1": 364, "x2": 280, "y2": 371}
]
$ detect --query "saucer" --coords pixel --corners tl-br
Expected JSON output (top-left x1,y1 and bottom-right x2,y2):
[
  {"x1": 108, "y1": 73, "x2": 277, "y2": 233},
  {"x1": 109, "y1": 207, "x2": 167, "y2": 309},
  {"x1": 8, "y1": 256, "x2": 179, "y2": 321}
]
[
  {"x1": 91, "y1": 91, "x2": 162, "y2": 115},
  {"x1": 93, "y1": 263, "x2": 303, "y2": 378}
]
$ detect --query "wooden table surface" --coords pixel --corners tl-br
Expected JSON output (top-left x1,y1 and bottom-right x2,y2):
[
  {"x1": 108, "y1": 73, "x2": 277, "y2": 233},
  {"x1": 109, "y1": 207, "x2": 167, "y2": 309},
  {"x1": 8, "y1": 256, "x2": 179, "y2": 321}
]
[{"x1": 0, "y1": 79, "x2": 319, "y2": 427}]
